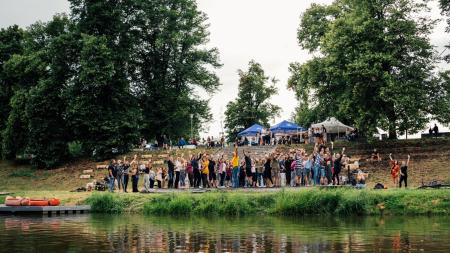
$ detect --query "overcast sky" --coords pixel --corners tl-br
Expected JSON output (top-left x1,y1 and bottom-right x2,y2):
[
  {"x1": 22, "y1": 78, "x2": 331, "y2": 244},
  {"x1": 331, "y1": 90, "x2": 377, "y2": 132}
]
[{"x1": 1, "y1": 0, "x2": 449, "y2": 137}]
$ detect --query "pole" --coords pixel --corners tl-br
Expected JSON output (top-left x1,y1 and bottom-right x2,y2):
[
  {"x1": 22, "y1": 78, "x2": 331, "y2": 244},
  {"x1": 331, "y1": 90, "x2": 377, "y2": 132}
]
[{"x1": 190, "y1": 114, "x2": 193, "y2": 141}]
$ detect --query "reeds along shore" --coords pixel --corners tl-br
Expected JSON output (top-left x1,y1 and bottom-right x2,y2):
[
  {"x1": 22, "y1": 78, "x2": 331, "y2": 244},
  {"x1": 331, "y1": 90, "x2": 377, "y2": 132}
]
[{"x1": 85, "y1": 189, "x2": 450, "y2": 216}]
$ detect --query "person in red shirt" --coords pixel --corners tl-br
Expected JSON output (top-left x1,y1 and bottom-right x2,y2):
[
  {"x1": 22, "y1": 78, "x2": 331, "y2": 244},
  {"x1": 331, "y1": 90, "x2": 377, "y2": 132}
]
[{"x1": 389, "y1": 153, "x2": 400, "y2": 186}]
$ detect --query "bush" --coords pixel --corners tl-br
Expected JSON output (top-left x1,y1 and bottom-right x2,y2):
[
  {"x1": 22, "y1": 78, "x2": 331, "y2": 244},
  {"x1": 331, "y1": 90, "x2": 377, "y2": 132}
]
[
  {"x1": 68, "y1": 141, "x2": 84, "y2": 158},
  {"x1": 85, "y1": 193, "x2": 130, "y2": 213}
]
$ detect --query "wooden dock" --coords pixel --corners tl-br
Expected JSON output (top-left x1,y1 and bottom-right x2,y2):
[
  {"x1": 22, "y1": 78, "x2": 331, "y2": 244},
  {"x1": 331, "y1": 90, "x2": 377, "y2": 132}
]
[{"x1": 0, "y1": 205, "x2": 91, "y2": 215}]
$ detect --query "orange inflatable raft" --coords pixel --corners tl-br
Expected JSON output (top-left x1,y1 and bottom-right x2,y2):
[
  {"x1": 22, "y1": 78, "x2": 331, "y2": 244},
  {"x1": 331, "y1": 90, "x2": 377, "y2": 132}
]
[
  {"x1": 5, "y1": 196, "x2": 30, "y2": 206},
  {"x1": 48, "y1": 198, "x2": 61, "y2": 206},
  {"x1": 4, "y1": 196, "x2": 61, "y2": 206}
]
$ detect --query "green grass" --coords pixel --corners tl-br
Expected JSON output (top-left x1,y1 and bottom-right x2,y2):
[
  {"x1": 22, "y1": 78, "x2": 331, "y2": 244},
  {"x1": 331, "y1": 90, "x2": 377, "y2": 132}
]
[
  {"x1": 8, "y1": 168, "x2": 36, "y2": 178},
  {"x1": 84, "y1": 188, "x2": 450, "y2": 216}
]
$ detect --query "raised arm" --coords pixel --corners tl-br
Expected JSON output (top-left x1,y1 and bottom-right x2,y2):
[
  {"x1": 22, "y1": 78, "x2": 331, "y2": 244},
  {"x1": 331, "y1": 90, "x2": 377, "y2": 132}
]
[
  {"x1": 389, "y1": 153, "x2": 393, "y2": 161},
  {"x1": 407, "y1": 154, "x2": 410, "y2": 166}
]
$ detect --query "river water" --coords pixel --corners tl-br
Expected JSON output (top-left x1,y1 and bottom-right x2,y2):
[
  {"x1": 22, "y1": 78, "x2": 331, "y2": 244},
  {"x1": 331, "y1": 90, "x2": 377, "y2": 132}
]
[{"x1": 0, "y1": 214, "x2": 449, "y2": 252}]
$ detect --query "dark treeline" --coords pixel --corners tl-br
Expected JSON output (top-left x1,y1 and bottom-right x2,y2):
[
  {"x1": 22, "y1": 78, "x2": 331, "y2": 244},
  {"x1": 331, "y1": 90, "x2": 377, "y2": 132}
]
[{"x1": 0, "y1": 0, "x2": 221, "y2": 168}]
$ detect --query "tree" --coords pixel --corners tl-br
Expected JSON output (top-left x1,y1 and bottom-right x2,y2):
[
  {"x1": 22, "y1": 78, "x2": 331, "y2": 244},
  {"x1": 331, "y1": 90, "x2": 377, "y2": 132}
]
[
  {"x1": 435, "y1": 1, "x2": 450, "y2": 124},
  {"x1": 0, "y1": 0, "x2": 221, "y2": 168},
  {"x1": 289, "y1": 0, "x2": 443, "y2": 139},
  {"x1": 225, "y1": 61, "x2": 281, "y2": 141},
  {"x1": 65, "y1": 35, "x2": 140, "y2": 160},
  {"x1": 69, "y1": 0, "x2": 221, "y2": 141},
  {"x1": 0, "y1": 26, "x2": 25, "y2": 154},
  {"x1": 1, "y1": 90, "x2": 29, "y2": 159}
]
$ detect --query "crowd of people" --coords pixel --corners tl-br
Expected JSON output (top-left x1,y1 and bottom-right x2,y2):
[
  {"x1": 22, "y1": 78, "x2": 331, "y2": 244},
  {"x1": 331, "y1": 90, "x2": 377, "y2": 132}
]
[
  {"x1": 106, "y1": 142, "x2": 358, "y2": 193},
  {"x1": 140, "y1": 136, "x2": 226, "y2": 150}
]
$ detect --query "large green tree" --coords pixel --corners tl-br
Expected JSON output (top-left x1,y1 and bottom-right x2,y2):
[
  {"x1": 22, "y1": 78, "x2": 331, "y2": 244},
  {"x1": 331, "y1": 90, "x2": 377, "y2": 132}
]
[
  {"x1": 0, "y1": 0, "x2": 220, "y2": 167},
  {"x1": 1, "y1": 15, "x2": 74, "y2": 165},
  {"x1": 225, "y1": 61, "x2": 281, "y2": 141},
  {"x1": 69, "y1": 0, "x2": 221, "y2": 142},
  {"x1": 436, "y1": 0, "x2": 450, "y2": 123},
  {"x1": 0, "y1": 26, "x2": 25, "y2": 155},
  {"x1": 289, "y1": 0, "x2": 443, "y2": 139},
  {"x1": 65, "y1": 35, "x2": 140, "y2": 160}
]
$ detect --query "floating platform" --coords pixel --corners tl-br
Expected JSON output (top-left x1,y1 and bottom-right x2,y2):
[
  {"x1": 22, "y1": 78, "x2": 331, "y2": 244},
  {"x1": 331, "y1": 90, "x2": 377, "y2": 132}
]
[{"x1": 0, "y1": 205, "x2": 91, "y2": 215}]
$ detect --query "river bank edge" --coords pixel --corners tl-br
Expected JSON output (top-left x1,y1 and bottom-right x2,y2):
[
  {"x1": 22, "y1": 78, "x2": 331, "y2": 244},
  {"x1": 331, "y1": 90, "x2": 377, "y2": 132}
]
[
  {"x1": 82, "y1": 188, "x2": 449, "y2": 216},
  {"x1": 2, "y1": 188, "x2": 448, "y2": 216}
]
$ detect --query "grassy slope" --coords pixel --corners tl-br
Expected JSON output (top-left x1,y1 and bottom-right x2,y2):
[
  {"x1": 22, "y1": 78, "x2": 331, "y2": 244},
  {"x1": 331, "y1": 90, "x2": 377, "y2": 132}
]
[{"x1": 0, "y1": 139, "x2": 450, "y2": 191}]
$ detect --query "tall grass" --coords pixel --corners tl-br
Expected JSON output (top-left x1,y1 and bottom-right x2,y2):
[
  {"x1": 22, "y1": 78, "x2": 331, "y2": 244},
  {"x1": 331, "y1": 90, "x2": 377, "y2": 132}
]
[
  {"x1": 85, "y1": 193, "x2": 133, "y2": 213},
  {"x1": 85, "y1": 189, "x2": 450, "y2": 216}
]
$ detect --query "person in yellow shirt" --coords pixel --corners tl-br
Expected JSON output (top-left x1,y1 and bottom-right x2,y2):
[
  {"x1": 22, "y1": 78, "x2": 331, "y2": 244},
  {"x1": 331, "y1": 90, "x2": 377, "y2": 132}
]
[
  {"x1": 201, "y1": 154, "x2": 210, "y2": 188},
  {"x1": 231, "y1": 145, "x2": 240, "y2": 188}
]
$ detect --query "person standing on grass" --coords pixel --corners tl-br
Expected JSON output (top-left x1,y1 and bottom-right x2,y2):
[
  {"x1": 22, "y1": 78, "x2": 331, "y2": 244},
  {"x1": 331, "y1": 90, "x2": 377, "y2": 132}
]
[
  {"x1": 284, "y1": 154, "x2": 291, "y2": 187},
  {"x1": 166, "y1": 156, "x2": 175, "y2": 188},
  {"x1": 279, "y1": 155, "x2": 286, "y2": 187},
  {"x1": 295, "y1": 150, "x2": 304, "y2": 186},
  {"x1": 186, "y1": 158, "x2": 194, "y2": 188},
  {"x1": 251, "y1": 158, "x2": 257, "y2": 187},
  {"x1": 149, "y1": 167, "x2": 156, "y2": 189},
  {"x1": 218, "y1": 157, "x2": 226, "y2": 187},
  {"x1": 156, "y1": 167, "x2": 163, "y2": 188},
  {"x1": 179, "y1": 157, "x2": 187, "y2": 189},
  {"x1": 191, "y1": 153, "x2": 202, "y2": 188},
  {"x1": 131, "y1": 163, "x2": 139, "y2": 192},
  {"x1": 304, "y1": 154, "x2": 313, "y2": 187},
  {"x1": 399, "y1": 155, "x2": 410, "y2": 188},
  {"x1": 332, "y1": 148, "x2": 345, "y2": 185},
  {"x1": 313, "y1": 146, "x2": 322, "y2": 185},
  {"x1": 174, "y1": 156, "x2": 182, "y2": 189},
  {"x1": 107, "y1": 159, "x2": 116, "y2": 192},
  {"x1": 324, "y1": 151, "x2": 333, "y2": 185},
  {"x1": 271, "y1": 154, "x2": 280, "y2": 187},
  {"x1": 264, "y1": 155, "x2": 273, "y2": 187},
  {"x1": 389, "y1": 153, "x2": 400, "y2": 186},
  {"x1": 231, "y1": 145, "x2": 240, "y2": 188},
  {"x1": 243, "y1": 150, "x2": 253, "y2": 187},
  {"x1": 115, "y1": 160, "x2": 124, "y2": 192},
  {"x1": 122, "y1": 160, "x2": 130, "y2": 193},
  {"x1": 239, "y1": 160, "x2": 247, "y2": 187},
  {"x1": 208, "y1": 156, "x2": 217, "y2": 188},
  {"x1": 201, "y1": 154, "x2": 210, "y2": 188},
  {"x1": 226, "y1": 162, "x2": 232, "y2": 187},
  {"x1": 143, "y1": 161, "x2": 151, "y2": 192}
]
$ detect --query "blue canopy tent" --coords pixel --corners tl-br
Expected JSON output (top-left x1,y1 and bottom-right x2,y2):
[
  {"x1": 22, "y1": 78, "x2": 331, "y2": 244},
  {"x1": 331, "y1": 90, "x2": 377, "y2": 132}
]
[
  {"x1": 270, "y1": 120, "x2": 306, "y2": 134},
  {"x1": 237, "y1": 124, "x2": 264, "y2": 137}
]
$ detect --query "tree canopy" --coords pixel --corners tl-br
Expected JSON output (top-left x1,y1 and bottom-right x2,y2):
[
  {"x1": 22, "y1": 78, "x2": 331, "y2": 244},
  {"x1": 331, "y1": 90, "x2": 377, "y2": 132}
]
[
  {"x1": 289, "y1": 0, "x2": 447, "y2": 139},
  {"x1": 0, "y1": 0, "x2": 220, "y2": 168},
  {"x1": 225, "y1": 61, "x2": 281, "y2": 141}
]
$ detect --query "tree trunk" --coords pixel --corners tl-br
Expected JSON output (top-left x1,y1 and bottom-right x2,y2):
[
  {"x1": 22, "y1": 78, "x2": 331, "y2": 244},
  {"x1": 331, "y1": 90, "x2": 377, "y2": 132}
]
[
  {"x1": 386, "y1": 105, "x2": 397, "y2": 140},
  {"x1": 388, "y1": 122, "x2": 397, "y2": 139}
]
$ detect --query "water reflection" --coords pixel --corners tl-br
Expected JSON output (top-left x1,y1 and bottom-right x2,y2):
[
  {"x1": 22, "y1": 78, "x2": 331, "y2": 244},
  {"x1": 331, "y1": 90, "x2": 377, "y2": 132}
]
[{"x1": 0, "y1": 215, "x2": 449, "y2": 252}]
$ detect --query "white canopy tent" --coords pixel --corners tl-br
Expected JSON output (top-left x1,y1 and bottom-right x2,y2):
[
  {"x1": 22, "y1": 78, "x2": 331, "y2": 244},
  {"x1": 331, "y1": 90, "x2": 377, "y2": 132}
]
[{"x1": 311, "y1": 117, "x2": 354, "y2": 135}]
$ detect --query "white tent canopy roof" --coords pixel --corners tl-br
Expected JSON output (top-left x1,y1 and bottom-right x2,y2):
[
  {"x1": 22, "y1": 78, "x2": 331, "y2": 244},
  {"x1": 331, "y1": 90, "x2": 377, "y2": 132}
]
[{"x1": 311, "y1": 117, "x2": 354, "y2": 134}]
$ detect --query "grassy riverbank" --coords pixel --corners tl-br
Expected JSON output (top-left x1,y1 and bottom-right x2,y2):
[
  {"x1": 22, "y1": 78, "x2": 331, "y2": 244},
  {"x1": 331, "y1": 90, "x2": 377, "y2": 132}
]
[{"x1": 84, "y1": 188, "x2": 450, "y2": 216}]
